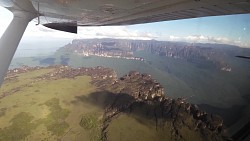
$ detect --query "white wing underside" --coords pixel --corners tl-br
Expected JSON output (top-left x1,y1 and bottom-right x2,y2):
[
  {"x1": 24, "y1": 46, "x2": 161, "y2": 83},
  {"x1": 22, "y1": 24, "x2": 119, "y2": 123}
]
[{"x1": 2, "y1": 0, "x2": 250, "y2": 26}]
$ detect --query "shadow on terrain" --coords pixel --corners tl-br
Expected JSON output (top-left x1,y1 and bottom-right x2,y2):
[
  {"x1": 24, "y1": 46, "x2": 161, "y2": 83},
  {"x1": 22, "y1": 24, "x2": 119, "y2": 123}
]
[
  {"x1": 72, "y1": 90, "x2": 223, "y2": 131},
  {"x1": 199, "y1": 93, "x2": 250, "y2": 127},
  {"x1": 39, "y1": 57, "x2": 56, "y2": 65},
  {"x1": 60, "y1": 56, "x2": 70, "y2": 65},
  {"x1": 72, "y1": 91, "x2": 174, "y2": 132},
  {"x1": 72, "y1": 91, "x2": 135, "y2": 111},
  {"x1": 70, "y1": 90, "x2": 228, "y2": 141},
  {"x1": 198, "y1": 104, "x2": 246, "y2": 127}
]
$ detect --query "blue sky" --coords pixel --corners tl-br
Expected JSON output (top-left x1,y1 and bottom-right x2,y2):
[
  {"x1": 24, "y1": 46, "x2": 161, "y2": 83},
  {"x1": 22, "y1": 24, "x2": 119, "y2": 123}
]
[
  {"x1": 0, "y1": 6, "x2": 250, "y2": 48},
  {"x1": 129, "y1": 15, "x2": 249, "y2": 39}
]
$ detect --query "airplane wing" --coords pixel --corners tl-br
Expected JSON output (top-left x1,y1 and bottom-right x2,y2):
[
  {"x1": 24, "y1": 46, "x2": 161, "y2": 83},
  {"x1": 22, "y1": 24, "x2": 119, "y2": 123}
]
[
  {"x1": 2, "y1": 0, "x2": 250, "y2": 31},
  {"x1": 36, "y1": 0, "x2": 250, "y2": 26},
  {"x1": 0, "y1": 0, "x2": 250, "y2": 86}
]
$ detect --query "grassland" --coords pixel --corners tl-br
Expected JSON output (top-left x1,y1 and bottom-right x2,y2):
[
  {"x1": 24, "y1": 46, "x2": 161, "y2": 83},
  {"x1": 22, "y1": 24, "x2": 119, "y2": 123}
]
[
  {"x1": 0, "y1": 68, "x2": 103, "y2": 141},
  {"x1": 107, "y1": 112, "x2": 212, "y2": 141},
  {"x1": 107, "y1": 114, "x2": 173, "y2": 141}
]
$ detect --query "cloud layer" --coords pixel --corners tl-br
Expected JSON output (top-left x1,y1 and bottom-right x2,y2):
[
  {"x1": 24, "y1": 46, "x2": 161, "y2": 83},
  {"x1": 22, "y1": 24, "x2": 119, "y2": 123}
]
[
  {"x1": 165, "y1": 35, "x2": 249, "y2": 48},
  {"x1": 19, "y1": 23, "x2": 155, "y2": 41},
  {"x1": 0, "y1": 6, "x2": 249, "y2": 48}
]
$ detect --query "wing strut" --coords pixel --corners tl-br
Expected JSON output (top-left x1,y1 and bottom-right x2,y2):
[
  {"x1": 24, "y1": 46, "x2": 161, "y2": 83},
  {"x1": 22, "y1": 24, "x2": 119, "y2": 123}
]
[{"x1": 0, "y1": 0, "x2": 37, "y2": 86}]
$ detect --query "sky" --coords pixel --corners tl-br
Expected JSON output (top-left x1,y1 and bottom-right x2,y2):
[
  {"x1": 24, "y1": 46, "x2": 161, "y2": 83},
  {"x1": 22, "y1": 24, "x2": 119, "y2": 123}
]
[{"x1": 0, "y1": 6, "x2": 250, "y2": 48}]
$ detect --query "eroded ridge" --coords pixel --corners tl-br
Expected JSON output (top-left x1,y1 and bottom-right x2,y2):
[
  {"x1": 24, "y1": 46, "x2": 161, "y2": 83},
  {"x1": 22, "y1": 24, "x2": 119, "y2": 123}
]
[{"x1": 4, "y1": 65, "x2": 228, "y2": 141}]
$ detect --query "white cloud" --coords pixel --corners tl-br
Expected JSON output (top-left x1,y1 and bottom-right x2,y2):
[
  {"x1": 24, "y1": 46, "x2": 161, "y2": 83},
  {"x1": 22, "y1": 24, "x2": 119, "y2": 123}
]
[
  {"x1": 185, "y1": 35, "x2": 207, "y2": 41},
  {"x1": 9, "y1": 20, "x2": 250, "y2": 48},
  {"x1": 162, "y1": 35, "x2": 250, "y2": 48},
  {"x1": 21, "y1": 23, "x2": 155, "y2": 41},
  {"x1": 169, "y1": 35, "x2": 180, "y2": 41},
  {"x1": 77, "y1": 26, "x2": 155, "y2": 40},
  {"x1": 0, "y1": 6, "x2": 249, "y2": 48}
]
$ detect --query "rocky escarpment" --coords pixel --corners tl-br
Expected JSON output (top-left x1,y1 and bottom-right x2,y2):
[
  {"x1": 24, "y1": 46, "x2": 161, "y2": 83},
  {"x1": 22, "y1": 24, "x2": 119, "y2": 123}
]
[
  {"x1": 90, "y1": 71, "x2": 228, "y2": 141},
  {"x1": 5, "y1": 66, "x2": 229, "y2": 141}
]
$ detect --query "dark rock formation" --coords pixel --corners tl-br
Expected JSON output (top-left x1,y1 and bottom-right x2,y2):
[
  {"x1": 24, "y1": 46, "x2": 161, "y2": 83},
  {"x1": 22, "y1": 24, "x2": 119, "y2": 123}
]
[
  {"x1": 87, "y1": 70, "x2": 228, "y2": 141},
  {"x1": 5, "y1": 66, "x2": 229, "y2": 141}
]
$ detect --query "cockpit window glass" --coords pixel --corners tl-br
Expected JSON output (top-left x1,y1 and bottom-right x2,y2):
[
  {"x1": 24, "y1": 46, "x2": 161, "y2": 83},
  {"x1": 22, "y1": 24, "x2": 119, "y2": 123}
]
[{"x1": 0, "y1": 5, "x2": 250, "y2": 141}]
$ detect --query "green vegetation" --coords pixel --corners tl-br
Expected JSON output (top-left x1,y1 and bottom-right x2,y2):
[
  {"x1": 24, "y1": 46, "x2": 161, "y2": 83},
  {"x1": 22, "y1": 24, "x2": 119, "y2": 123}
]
[
  {"x1": 0, "y1": 112, "x2": 36, "y2": 141},
  {"x1": 10, "y1": 43, "x2": 250, "y2": 108},
  {"x1": 0, "y1": 68, "x2": 103, "y2": 141},
  {"x1": 107, "y1": 114, "x2": 173, "y2": 141},
  {"x1": 107, "y1": 113, "x2": 212, "y2": 141},
  {"x1": 0, "y1": 108, "x2": 7, "y2": 117},
  {"x1": 80, "y1": 113, "x2": 100, "y2": 130},
  {"x1": 3, "y1": 43, "x2": 247, "y2": 140},
  {"x1": 41, "y1": 98, "x2": 70, "y2": 136},
  {"x1": 79, "y1": 113, "x2": 102, "y2": 141}
]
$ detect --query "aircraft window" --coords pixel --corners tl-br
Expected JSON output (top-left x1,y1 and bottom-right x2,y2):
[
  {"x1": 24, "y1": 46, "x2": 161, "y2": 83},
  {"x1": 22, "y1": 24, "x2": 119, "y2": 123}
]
[{"x1": 0, "y1": 6, "x2": 250, "y2": 141}]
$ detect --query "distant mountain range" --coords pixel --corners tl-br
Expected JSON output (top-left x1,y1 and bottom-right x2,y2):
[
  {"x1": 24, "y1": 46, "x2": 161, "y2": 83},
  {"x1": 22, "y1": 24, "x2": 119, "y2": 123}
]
[
  {"x1": 59, "y1": 38, "x2": 250, "y2": 72},
  {"x1": 10, "y1": 38, "x2": 250, "y2": 135}
]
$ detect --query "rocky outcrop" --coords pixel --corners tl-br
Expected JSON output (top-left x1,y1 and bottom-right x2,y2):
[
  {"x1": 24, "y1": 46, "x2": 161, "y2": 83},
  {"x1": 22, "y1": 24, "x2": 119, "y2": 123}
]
[
  {"x1": 5, "y1": 66, "x2": 229, "y2": 141},
  {"x1": 91, "y1": 71, "x2": 227, "y2": 141}
]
